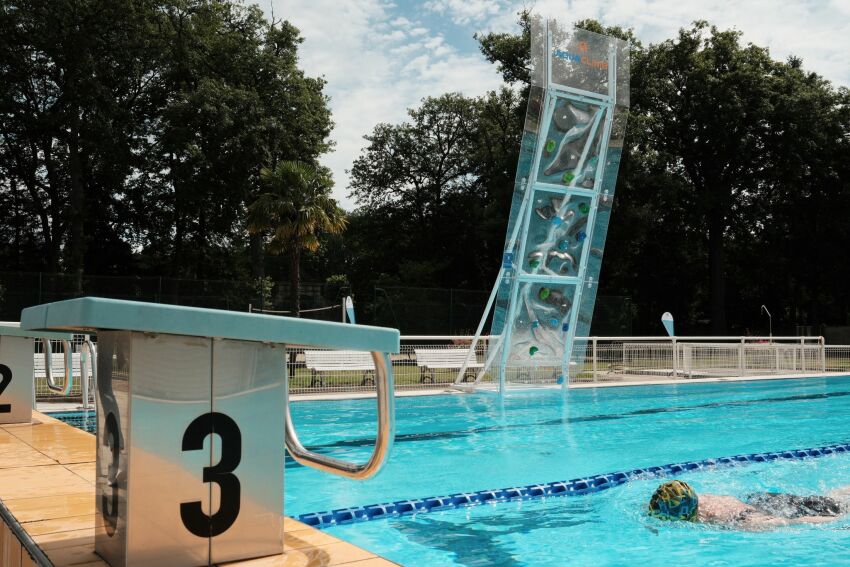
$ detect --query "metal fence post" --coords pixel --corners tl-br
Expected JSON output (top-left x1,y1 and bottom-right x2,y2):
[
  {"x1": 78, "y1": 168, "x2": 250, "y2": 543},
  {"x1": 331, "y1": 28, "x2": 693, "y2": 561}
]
[
  {"x1": 592, "y1": 337, "x2": 598, "y2": 381},
  {"x1": 738, "y1": 338, "x2": 745, "y2": 376},
  {"x1": 672, "y1": 337, "x2": 678, "y2": 378}
]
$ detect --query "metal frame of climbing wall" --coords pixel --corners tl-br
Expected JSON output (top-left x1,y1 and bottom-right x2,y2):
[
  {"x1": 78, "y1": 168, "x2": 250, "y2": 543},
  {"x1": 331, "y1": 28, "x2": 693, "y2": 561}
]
[{"x1": 454, "y1": 19, "x2": 630, "y2": 394}]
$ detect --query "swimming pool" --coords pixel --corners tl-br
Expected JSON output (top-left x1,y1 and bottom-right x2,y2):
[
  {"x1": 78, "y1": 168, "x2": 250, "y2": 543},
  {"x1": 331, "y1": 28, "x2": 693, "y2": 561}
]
[
  {"x1": 52, "y1": 376, "x2": 850, "y2": 565},
  {"x1": 286, "y1": 377, "x2": 850, "y2": 565}
]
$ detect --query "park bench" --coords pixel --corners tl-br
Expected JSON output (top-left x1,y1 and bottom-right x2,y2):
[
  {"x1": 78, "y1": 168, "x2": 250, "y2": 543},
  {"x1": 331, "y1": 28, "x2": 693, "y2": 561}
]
[
  {"x1": 33, "y1": 352, "x2": 82, "y2": 380},
  {"x1": 303, "y1": 349, "x2": 376, "y2": 387},
  {"x1": 414, "y1": 347, "x2": 482, "y2": 383}
]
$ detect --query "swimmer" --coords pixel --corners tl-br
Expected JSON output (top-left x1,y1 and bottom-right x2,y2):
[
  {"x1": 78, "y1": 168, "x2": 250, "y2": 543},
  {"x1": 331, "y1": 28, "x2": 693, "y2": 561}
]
[{"x1": 648, "y1": 480, "x2": 850, "y2": 530}]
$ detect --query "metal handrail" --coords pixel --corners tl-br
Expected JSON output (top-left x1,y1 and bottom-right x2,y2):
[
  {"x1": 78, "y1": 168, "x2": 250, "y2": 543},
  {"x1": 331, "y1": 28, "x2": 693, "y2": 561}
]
[
  {"x1": 80, "y1": 338, "x2": 97, "y2": 409},
  {"x1": 285, "y1": 351, "x2": 395, "y2": 479},
  {"x1": 41, "y1": 338, "x2": 74, "y2": 395}
]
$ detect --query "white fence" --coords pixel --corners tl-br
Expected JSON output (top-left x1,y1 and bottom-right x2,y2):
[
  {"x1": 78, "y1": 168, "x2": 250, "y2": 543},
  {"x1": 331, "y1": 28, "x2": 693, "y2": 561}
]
[{"x1": 28, "y1": 334, "x2": 850, "y2": 402}]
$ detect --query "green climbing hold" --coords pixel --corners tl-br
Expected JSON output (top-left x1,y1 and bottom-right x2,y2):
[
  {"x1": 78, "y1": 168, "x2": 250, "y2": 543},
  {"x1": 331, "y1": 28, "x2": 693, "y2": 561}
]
[
  {"x1": 529, "y1": 346, "x2": 539, "y2": 356},
  {"x1": 578, "y1": 202, "x2": 590, "y2": 214},
  {"x1": 545, "y1": 139, "x2": 556, "y2": 153},
  {"x1": 529, "y1": 259, "x2": 540, "y2": 268},
  {"x1": 562, "y1": 172, "x2": 575, "y2": 183},
  {"x1": 539, "y1": 287, "x2": 551, "y2": 300}
]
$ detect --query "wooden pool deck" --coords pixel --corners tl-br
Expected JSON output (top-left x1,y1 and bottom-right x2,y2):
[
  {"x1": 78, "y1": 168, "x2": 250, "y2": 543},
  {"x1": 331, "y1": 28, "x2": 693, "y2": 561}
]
[{"x1": 0, "y1": 411, "x2": 398, "y2": 567}]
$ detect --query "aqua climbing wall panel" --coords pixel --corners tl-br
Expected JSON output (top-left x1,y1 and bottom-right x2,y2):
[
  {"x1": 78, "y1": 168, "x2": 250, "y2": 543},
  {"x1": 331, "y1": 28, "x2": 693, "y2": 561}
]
[{"x1": 455, "y1": 19, "x2": 629, "y2": 392}]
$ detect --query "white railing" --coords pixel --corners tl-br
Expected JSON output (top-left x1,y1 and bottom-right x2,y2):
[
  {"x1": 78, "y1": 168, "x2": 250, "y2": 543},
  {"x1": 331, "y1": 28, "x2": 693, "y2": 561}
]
[
  {"x1": 570, "y1": 336, "x2": 827, "y2": 383},
  {"x1": 29, "y1": 334, "x2": 850, "y2": 400},
  {"x1": 34, "y1": 335, "x2": 95, "y2": 406}
]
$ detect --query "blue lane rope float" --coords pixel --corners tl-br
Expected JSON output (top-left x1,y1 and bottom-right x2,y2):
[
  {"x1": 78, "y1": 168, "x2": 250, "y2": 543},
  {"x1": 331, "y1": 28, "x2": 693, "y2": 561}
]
[{"x1": 297, "y1": 442, "x2": 850, "y2": 529}]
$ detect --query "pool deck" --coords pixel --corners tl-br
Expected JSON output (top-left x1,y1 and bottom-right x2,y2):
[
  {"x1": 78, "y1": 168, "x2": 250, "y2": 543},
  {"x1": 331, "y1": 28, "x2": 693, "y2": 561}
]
[{"x1": 0, "y1": 411, "x2": 399, "y2": 567}]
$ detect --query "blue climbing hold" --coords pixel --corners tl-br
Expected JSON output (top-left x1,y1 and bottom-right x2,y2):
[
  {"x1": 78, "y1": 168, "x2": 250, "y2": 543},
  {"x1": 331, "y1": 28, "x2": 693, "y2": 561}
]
[
  {"x1": 577, "y1": 231, "x2": 586, "y2": 242},
  {"x1": 551, "y1": 216, "x2": 563, "y2": 226},
  {"x1": 556, "y1": 375, "x2": 565, "y2": 385},
  {"x1": 558, "y1": 240, "x2": 569, "y2": 251},
  {"x1": 562, "y1": 323, "x2": 569, "y2": 332},
  {"x1": 549, "y1": 318, "x2": 559, "y2": 328}
]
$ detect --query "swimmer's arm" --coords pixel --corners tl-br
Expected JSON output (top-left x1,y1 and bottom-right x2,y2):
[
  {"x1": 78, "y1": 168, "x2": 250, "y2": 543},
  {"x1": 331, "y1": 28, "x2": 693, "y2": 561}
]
[
  {"x1": 789, "y1": 515, "x2": 839, "y2": 525},
  {"x1": 736, "y1": 513, "x2": 791, "y2": 530},
  {"x1": 827, "y1": 486, "x2": 850, "y2": 500},
  {"x1": 737, "y1": 514, "x2": 837, "y2": 530}
]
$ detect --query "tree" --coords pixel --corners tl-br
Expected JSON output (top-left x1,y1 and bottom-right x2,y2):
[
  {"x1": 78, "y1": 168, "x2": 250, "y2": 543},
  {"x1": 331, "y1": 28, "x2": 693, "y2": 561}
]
[
  {"x1": 248, "y1": 161, "x2": 346, "y2": 317},
  {"x1": 0, "y1": 0, "x2": 333, "y2": 288}
]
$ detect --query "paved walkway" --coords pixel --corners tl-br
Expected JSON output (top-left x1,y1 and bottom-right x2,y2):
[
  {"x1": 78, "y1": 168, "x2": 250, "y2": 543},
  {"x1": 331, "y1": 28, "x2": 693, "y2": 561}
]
[{"x1": 0, "y1": 411, "x2": 397, "y2": 567}]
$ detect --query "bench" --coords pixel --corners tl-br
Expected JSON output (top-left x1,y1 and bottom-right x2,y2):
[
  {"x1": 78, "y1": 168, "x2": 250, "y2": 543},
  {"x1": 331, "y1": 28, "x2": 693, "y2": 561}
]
[
  {"x1": 414, "y1": 348, "x2": 482, "y2": 383},
  {"x1": 303, "y1": 350, "x2": 376, "y2": 387},
  {"x1": 33, "y1": 353, "x2": 83, "y2": 379}
]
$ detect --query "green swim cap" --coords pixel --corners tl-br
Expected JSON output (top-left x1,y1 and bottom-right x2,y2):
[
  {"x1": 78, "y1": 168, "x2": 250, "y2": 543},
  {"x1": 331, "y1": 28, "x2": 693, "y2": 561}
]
[{"x1": 648, "y1": 480, "x2": 699, "y2": 521}]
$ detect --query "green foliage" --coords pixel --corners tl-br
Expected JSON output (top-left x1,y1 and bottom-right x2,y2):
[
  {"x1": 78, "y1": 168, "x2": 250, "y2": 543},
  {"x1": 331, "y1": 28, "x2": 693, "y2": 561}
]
[
  {"x1": 347, "y1": 89, "x2": 521, "y2": 291},
  {"x1": 253, "y1": 276, "x2": 275, "y2": 309},
  {"x1": 349, "y1": 14, "x2": 850, "y2": 334},
  {"x1": 0, "y1": 0, "x2": 332, "y2": 283},
  {"x1": 323, "y1": 274, "x2": 350, "y2": 302},
  {"x1": 248, "y1": 160, "x2": 347, "y2": 315}
]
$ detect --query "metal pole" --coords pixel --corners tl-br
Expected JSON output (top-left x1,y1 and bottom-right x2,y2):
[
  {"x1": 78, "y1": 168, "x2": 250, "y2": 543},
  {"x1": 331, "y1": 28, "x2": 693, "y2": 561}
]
[
  {"x1": 592, "y1": 337, "x2": 598, "y2": 382},
  {"x1": 672, "y1": 337, "x2": 678, "y2": 377},
  {"x1": 738, "y1": 337, "x2": 745, "y2": 376},
  {"x1": 761, "y1": 305, "x2": 772, "y2": 343}
]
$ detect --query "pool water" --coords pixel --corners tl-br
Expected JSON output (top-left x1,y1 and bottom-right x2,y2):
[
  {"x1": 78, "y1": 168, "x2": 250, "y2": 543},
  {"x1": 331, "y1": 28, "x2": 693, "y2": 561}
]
[
  {"x1": 52, "y1": 376, "x2": 850, "y2": 565},
  {"x1": 286, "y1": 377, "x2": 850, "y2": 565}
]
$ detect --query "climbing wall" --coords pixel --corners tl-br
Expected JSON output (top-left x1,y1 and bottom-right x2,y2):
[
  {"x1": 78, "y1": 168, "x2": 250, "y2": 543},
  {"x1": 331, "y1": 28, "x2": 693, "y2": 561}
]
[{"x1": 489, "y1": 19, "x2": 630, "y2": 387}]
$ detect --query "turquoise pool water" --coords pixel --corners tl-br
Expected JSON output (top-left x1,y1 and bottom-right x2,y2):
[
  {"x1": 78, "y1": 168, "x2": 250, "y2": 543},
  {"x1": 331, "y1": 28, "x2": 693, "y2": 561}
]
[
  {"x1": 286, "y1": 377, "x2": 850, "y2": 565},
  {"x1": 53, "y1": 376, "x2": 850, "y2": 565}
]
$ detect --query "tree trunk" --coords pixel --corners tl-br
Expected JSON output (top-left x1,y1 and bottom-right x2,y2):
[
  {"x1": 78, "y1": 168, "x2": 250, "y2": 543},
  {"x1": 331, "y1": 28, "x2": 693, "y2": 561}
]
[
  {"x1": 708, "y1": 203, "x2": 727, "y2": 334},
  {"x1": 290, "y1": 246, "x2": 301, "y2": 317},
  {"x1": 66, "y1": 125, "x2": 86, "y2": 294},
  {"x1": 250, "y1": 232, "x2": 265, "y2": 279}
]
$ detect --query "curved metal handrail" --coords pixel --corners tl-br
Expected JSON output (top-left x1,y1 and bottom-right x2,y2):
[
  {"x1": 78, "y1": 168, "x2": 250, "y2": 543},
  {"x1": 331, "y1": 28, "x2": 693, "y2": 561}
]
[
  {"x1": 41, "y1": 338, "x2": 74, "y2": 396},
  {"x1": 285, "y1": 351, "x2": 395, "y2": 479},
  {"x1": 80, "y1": 338, "x2": 97, "y2": 408}
]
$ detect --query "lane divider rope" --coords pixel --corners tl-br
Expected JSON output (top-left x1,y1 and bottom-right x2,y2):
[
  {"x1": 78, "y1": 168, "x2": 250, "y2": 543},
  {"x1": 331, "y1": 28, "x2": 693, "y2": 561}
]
[{"x1": 297, "y1": 442, "x2": 850, "y2": 529}]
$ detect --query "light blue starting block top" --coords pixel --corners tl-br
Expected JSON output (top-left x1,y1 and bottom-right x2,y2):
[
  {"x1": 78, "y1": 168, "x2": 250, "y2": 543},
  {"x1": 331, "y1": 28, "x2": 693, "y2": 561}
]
[
  {"x1": 0, "y1": 322, "x2": 72, "y2": 340},
  {"x1": 21, "y1": 296, "x2": 399, "y2": 352}
]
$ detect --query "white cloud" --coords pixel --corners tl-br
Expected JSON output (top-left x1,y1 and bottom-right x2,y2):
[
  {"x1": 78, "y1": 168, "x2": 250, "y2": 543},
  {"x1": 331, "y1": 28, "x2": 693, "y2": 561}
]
[
  {"x1": 477, "y1": 0, "x2": 850, "y2": 87},
  {"x1": 269, "y1": 0, "x2": 502, "y2": 209},
  {"x1": 424, "y1": 0, "x2": 511, "y2": 25},
  {"x1": 269, "y1": 0, "x2": 850, "y2": 210}
]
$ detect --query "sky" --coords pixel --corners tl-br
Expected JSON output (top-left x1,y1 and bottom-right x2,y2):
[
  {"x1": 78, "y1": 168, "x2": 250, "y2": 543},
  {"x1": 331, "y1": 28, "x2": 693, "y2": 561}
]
[{"x1": 268, "y1": 0, "x2": 850, "y2": 209}]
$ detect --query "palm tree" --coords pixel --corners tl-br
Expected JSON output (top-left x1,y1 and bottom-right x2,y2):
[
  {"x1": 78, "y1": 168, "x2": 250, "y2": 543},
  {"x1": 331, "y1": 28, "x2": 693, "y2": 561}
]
[{"x1": 248, "y1": 161, "x2": 347, "y2": 317}]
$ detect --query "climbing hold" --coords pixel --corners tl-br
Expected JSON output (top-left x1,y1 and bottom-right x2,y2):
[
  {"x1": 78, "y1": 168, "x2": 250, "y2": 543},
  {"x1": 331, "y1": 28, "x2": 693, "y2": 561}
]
[
  {"x1": 562, "y1": 172, "x2": 575, "y2": 183},
  {"x1": 558, "y1": 240, "x2": 569, "y2": 251},
  {"x1": 556, "y1": 375, "x2": 565, "y2": 385},
  {"x1": 539, "y1": 288, "x2": 551, "y2": 301},
  {"x1": 531, "y1": 320, "x2": 540, "y2": 329},
  {"x1": 578, "y1": 203, "x2": 590, "y2": 214},
  {"x1": 545, "y1": 139, "x2": 556, "y2": 154},
  {"x1": 562, "y1": 323, "x2": 570, "y2": 332},
  {"x1": 577, "y1": 231, "x2": 587, "y2": 242},
  {"x1": 529, "y1": 346, "x2": 539, "y2": 356},
  {"x1": 549, "y1": 318, "x2": 559, "y2": 328},
  {"x1": 551, "y1": 216, "x2": 563, "y2": 226},
  {"x1": 535, "y1": 205, "x2": 555, "y2": 220}
]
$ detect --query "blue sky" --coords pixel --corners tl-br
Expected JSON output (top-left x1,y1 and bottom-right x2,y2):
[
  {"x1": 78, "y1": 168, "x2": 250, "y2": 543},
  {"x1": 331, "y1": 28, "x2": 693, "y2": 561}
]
[{"x1": 269, "y1": 0, "x2": 850, "y2": 209}]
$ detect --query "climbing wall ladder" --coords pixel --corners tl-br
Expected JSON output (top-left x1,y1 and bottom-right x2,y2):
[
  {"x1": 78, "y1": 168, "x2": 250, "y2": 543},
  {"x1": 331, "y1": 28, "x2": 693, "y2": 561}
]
[{"x1": 454, "y1": 19, "x2": 630, "y2": 394}]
